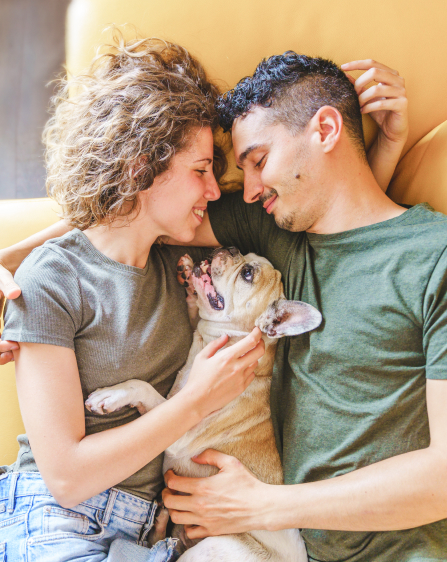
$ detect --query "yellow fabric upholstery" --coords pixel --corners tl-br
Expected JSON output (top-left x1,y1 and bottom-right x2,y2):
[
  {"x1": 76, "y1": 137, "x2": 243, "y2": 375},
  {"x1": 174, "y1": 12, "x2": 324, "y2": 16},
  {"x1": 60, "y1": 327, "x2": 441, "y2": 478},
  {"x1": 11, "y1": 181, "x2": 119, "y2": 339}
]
[
  {"x1": 66, "y1": 0, "x2": 447, "y2": 156},
  {"x1": 388, "y1": 120, "x2": 447, "y2": 212},
  {"x1": 2, "y1": 0, "x2": 447, "y2": 465}
]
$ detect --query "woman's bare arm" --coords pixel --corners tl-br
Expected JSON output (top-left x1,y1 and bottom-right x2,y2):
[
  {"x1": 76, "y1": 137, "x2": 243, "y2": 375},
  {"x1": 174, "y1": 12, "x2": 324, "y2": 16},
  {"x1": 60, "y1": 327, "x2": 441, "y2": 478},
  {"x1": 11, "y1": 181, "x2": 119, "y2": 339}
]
[
  {"x1": 0, "y1": 221, "x2": 72, "y2": 364},
  {"x1": 342, "y1": 60, "x2": 409, "y2": 191},
  {"x1": 14, "y1": 332, "x2": 263, "y2": 508}
]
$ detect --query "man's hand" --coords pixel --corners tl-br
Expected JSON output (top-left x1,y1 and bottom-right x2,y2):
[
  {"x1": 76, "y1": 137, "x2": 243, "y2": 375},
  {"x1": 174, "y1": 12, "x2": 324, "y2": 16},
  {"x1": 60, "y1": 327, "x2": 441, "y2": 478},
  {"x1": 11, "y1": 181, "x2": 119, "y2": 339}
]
[
  {"x1": 341, "y1": 59, "x2": 409, "y2": 147},
  {"x1": 0, "y1": 258, "x2": 21, "y2": 365},
  {"x1": 162, "y1": 449, "x2": 273, "y2": 539}
]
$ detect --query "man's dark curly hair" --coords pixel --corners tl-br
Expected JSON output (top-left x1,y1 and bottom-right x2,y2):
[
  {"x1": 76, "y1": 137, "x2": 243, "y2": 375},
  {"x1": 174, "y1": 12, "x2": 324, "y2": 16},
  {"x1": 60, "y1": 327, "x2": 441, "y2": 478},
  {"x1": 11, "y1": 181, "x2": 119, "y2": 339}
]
[{"x1": 216, "y1": 51, "x2": 366, "y2": 157}]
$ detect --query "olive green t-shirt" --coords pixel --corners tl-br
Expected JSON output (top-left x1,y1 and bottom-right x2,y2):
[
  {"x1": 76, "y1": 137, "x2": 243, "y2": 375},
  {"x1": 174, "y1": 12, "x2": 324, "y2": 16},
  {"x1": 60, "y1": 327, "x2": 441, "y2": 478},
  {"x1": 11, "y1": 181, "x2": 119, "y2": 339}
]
[
  {"x1": 208, "y1": 192, "x2": 447, "y2": 562},
  {"x1": 2, "y1": 230, "x2": 207, "y2": 501}
]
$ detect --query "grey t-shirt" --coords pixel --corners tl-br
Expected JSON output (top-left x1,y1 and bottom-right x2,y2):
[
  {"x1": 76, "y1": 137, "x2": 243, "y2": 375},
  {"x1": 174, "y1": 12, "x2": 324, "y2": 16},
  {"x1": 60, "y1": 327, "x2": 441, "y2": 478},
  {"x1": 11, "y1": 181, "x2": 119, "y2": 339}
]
[{"x1": 3, "y1": 229, "x2": 207, "y2": 501}]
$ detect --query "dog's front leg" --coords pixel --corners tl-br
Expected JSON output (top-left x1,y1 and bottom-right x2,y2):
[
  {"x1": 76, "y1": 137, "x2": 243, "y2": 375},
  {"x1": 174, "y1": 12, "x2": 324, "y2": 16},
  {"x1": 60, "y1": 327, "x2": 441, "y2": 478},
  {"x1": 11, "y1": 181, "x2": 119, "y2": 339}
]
[{"x1": 85, "y1": 380, "x2": 166, "y2": 415}]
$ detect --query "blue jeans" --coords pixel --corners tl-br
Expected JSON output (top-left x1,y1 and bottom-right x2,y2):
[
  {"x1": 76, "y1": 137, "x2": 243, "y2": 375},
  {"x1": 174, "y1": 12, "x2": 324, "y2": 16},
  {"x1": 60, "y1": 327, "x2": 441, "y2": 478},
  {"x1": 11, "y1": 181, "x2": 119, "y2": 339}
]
[{"x1": 0, "y1": 472, "x2": 178, "y2": 561}]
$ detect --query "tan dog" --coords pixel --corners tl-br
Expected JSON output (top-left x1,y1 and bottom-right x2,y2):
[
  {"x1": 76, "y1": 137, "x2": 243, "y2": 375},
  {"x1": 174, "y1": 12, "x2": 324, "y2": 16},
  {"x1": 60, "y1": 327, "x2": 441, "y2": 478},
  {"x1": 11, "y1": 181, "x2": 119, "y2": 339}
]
[{"x1": 86, "y1": 247, "x2": 322, "y2": 561}]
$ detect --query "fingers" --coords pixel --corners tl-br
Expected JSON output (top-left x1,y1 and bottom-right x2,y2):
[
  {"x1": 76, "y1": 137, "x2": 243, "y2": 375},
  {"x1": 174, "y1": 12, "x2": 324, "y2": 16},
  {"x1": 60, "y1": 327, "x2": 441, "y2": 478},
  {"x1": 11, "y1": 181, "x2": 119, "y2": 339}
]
[
  {"x1": 0, "y1": 336, "x2": 19, "y2": 364},
  {"x1": 164, "y1": 469, "x2": 206, "y2": 495},
  {"x1": 0, "y1": 267, "x2": 21, "y2": 300},
  {"x1": 237, "y1": 340, "x2": 264, "y2": 369},
  {"x1": 224, "y1": 327, "x2": 263, "y2": 357},
  {"x1": 192, "y1": 449, "x2": 236, "y2": 469},
  {"x1": 358, "y1": 84, "x2": 405, "y2": 107},
  {"x1": 0, "y1": 351, "x2": 14, "y2": 365},
  {"x1": 361, "y1": 98, "x2": 408, "y2": 115},
  {"x1": 0, "y1": 339, "x2": 19, "y2": 353},
  {"x1": 201, "y1": 334, "x2": 229, "y2": 358},
  {"x1": 184, "y1": 525, "x2": 210, "y2": 540},
  {"x1": 353, "y1": 67, "x2": 404, "y2": 95},
  {"x1": 341, "y1": 60, "x2": 399, "y2": 75}
]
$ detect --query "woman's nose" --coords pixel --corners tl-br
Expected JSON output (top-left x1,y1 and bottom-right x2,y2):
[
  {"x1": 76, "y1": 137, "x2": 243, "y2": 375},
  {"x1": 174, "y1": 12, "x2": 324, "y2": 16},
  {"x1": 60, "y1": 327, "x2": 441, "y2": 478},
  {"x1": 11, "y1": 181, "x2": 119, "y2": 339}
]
[{"x1": 205, "y1": 174, "x2": 221, "y2": 201}]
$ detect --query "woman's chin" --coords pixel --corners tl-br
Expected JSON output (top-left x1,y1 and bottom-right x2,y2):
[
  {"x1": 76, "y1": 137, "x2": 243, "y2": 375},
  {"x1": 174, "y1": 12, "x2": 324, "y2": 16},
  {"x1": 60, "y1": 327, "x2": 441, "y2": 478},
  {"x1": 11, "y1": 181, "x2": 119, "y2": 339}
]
[{"x1": 169, "y1": 228, "x2": 196, "y2": 244}]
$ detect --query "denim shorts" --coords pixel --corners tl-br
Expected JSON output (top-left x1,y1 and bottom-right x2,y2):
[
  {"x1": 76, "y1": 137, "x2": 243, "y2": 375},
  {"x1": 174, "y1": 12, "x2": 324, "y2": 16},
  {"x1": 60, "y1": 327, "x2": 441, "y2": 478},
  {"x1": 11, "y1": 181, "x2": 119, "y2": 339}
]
[{"x1": 0, "y1": 472, "x2": 178, "y2": 562}]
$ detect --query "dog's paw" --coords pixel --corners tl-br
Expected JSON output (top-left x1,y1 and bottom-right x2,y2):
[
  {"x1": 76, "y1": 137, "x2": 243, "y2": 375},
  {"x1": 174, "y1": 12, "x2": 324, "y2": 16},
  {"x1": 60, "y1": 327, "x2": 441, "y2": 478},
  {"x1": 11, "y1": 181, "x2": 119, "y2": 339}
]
[
  {"x1": 85, "y1": 385, "x2": 133, "y2": 415},
  {"x1": 177, "y1": 255, "x2": 194, "y2": 294}
]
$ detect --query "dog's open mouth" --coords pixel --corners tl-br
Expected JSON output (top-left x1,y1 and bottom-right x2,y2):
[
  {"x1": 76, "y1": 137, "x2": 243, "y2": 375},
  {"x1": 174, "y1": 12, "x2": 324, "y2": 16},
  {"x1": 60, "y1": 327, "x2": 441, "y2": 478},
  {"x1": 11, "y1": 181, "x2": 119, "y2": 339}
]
[{"x1": 193, "y1": 259, "x2": 225, "y2": 311}]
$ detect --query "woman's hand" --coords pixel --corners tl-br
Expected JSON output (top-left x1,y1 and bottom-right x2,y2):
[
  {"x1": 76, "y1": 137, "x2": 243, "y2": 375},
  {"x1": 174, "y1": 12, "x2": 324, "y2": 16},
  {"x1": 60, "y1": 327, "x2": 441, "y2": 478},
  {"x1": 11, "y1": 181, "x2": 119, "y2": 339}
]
[
  {"x1": 342, "y1": 59, "x2": 409, "y2": 147},
  {"x1": 182, "y1": 328, "x2": 265, "y2": 419},
  {"x1": 0, "y1": 255, "x2": 21, "y2": 365},
  {"x1": 342, "y1": 60, "x2": 408, "y2": 191},
  {"x1": 163, "y1": 449, "x2": 272, "y2": 538}
]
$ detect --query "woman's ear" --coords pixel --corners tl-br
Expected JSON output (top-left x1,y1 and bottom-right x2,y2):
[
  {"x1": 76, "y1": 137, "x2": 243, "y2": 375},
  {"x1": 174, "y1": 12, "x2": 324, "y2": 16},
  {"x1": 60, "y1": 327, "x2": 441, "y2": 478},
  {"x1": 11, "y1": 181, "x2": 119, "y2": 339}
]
[
  {"x1": 310, "y1": 105, "x2": 343, "y2": 154},
  {"x1": 129, "y1": 155, "x2": 149, "y2": 180}
]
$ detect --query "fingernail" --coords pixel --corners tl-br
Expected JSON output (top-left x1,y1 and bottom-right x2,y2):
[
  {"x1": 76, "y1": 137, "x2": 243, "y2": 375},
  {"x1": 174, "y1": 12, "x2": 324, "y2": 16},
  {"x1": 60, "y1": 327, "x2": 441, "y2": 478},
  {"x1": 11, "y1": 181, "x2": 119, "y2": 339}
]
[{"x1": 341, "y1": 63, "x2": 348, "y2": 68}]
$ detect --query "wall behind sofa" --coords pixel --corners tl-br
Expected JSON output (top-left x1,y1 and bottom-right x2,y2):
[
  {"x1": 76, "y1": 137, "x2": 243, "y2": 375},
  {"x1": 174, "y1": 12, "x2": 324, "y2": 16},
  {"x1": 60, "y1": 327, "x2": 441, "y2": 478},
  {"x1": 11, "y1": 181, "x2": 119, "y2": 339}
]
[{"x1": 0, "y1": 0, "x2": 70, "y2": 200}]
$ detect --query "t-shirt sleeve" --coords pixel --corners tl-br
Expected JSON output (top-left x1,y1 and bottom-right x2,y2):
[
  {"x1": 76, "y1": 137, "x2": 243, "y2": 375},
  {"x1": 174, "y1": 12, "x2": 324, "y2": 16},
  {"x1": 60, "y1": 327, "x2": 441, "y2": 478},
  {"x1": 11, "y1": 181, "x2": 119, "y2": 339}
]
[
  {"x1": 2, "y1": 247, "x2": 82, "y2": 351},
  {"x1": 207, "y1": 190, "x2": 286, "y2": 257},
  {"x1": 423, "y1": 247, "x2": 447, "y2": 379}
]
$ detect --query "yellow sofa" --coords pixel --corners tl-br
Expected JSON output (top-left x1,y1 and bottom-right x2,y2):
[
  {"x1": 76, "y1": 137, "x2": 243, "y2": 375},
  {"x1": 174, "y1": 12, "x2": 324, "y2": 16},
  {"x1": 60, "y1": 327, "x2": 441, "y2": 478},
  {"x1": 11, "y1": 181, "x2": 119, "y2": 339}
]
[{"x1": 2, "y1": 0, "x2": 447, "y2": 465}]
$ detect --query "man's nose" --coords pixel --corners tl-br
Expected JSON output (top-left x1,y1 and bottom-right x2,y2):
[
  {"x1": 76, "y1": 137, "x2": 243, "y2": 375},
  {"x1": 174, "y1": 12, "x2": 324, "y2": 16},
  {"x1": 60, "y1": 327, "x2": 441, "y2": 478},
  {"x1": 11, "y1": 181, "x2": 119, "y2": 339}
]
[
  {"x1": 243, "y1": 175, "x2": 264, "y2": 204},
  {"x1": 205, "y1": 173, "x2": 221, "y2": 201}
]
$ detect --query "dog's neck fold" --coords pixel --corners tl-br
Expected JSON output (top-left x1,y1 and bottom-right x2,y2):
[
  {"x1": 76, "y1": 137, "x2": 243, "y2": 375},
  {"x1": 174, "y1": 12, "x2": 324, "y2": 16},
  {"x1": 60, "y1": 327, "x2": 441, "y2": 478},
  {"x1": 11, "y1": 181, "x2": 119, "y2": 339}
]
[{"x1": 196, "y1": 319, "x2": 278, "y2": 378}]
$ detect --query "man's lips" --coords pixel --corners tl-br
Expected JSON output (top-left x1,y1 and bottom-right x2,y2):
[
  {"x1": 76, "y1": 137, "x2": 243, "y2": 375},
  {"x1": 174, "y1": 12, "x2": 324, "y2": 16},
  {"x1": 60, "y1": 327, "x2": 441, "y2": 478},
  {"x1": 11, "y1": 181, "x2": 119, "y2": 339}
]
[{"x1": 263, "y1": 195, "x2": 278, "y2": 214}]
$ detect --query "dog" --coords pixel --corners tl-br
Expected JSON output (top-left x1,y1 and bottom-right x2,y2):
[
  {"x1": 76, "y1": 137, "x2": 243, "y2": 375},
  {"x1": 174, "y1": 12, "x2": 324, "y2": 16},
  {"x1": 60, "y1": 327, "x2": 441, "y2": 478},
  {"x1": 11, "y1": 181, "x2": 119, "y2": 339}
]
[{"x1": 85, "y1": 247, "x2": 322, "y2": 561}]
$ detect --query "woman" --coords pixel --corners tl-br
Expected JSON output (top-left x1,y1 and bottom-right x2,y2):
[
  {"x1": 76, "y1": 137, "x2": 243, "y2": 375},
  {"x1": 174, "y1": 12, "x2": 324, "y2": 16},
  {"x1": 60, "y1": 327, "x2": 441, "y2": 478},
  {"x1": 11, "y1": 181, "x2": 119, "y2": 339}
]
[
  {"x1": 0, "y1": 35, "x2": 265, "y2": 561},
  {"x1": 0, "y1": 33, "x2": 408, "y2": 561}
]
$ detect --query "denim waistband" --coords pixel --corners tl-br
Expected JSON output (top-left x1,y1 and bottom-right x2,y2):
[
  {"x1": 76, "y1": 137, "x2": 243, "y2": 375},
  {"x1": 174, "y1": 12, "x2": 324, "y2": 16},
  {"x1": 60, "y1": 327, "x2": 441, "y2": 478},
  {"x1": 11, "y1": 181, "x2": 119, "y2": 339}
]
[{"x1": 0, "y1": 472, "x2": 156, "y2": 525}]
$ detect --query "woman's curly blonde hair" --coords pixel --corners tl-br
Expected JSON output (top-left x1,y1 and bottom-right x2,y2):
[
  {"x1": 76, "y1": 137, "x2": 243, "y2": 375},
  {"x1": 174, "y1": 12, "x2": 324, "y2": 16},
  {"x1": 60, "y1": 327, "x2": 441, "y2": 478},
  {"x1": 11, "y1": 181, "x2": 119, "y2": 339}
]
[{"x1": 43, "y1": 31, "x2": 227, "y2": 230}]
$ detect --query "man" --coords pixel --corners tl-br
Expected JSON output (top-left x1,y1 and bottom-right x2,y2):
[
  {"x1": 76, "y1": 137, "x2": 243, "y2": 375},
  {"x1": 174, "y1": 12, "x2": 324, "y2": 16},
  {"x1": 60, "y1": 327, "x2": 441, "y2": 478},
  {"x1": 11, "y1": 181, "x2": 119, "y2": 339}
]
[
  {"x1": 2, "y1": 54, "x2": 445, "y2": 560},
  {"x1": 158, "y1": 53, "x2": 447, "y2": 561}
]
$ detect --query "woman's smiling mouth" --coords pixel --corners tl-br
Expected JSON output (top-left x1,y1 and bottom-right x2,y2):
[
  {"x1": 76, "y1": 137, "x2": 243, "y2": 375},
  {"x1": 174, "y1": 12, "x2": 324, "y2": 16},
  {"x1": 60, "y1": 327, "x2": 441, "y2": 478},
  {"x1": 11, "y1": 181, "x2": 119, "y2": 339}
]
[{"x1": 193, "y1": 208, "x2": 205, "y2": 222}]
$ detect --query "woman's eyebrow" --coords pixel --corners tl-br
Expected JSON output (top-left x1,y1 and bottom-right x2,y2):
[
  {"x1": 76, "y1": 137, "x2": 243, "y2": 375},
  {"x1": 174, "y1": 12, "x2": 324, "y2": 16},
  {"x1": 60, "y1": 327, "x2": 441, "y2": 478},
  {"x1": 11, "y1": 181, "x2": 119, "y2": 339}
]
[{"x1": 193, "y1": 158, "x2": 213, "y2": 164}]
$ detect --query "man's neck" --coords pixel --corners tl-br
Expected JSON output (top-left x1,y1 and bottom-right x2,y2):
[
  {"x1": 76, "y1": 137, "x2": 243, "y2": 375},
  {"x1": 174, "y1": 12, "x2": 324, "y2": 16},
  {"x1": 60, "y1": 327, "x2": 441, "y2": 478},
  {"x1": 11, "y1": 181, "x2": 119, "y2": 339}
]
[{"x1": 307, "y1": 157, "x2": 406, "y2": 235}]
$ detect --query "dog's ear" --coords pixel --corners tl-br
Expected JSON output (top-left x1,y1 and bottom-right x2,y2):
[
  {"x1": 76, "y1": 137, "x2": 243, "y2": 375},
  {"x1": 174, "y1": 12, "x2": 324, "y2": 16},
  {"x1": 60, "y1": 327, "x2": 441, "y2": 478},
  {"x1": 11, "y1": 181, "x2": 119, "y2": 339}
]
[{"x1": 255, "y1": 299, "x2": 322, "y2": 338}]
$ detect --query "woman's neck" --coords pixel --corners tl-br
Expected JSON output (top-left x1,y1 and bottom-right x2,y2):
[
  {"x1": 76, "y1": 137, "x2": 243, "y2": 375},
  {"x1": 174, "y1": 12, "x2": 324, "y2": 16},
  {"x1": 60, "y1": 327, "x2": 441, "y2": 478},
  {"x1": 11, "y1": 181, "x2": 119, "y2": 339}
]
[{"x1": 84, "y1": 214, "x2": 159, "y2": 269}]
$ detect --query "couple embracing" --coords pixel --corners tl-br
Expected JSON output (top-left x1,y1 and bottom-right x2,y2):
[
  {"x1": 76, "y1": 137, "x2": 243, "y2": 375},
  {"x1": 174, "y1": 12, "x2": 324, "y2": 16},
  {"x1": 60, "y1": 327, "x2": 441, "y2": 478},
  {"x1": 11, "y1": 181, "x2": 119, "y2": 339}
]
[{"x1": 1, "y1": 29, "x2": 446, "y2": 562}]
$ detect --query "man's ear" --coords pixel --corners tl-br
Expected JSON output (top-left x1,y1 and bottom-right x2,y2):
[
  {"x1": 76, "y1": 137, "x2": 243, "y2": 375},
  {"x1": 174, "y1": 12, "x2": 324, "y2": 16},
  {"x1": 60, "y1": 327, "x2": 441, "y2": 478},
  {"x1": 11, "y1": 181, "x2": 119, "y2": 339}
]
[
  {"x1": 310, "y1": 105, "x2": 343, "y2": 154},
  {"x1": 255, "y1": 299, "x2": 322, "y2": 338}
]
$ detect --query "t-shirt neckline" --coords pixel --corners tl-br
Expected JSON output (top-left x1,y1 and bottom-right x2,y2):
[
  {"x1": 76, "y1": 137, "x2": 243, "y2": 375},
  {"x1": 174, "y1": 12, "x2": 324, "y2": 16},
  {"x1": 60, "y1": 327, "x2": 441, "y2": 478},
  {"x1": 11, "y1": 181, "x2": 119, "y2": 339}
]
[
  {"x1": 306, "y1": 203, "x2": 432, "y2": 243},
  {"x1": 73, "y1": 229, "x2": 151, "y2": 276}
]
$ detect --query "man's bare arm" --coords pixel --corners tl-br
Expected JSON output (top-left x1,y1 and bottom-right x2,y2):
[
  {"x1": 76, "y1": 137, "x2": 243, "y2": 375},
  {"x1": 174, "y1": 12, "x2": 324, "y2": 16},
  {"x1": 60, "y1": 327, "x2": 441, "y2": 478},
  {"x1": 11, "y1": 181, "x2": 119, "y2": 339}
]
[
  {"x1": 342, "y1": 60, "x2": 409, "y2": 192},
  {"x1": 163, "y1": 379, "x2": 447, "y2": 537}
]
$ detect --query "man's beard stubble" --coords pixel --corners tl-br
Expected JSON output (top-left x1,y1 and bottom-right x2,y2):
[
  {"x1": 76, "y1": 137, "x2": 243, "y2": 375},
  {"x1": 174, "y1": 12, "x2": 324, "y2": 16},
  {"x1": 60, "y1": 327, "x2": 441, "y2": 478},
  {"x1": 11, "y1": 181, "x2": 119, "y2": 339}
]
[{"x1": 259, "y1": 187, "x2": 316, "y2": 233}]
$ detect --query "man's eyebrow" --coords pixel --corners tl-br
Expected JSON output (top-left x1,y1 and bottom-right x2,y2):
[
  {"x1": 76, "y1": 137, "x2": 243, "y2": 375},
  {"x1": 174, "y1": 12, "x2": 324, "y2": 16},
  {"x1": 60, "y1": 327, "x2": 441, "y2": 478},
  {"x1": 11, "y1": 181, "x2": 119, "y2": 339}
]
[
  {"x1": 237, "y1": 144, "x2": 263, "y2": 167},
  {"x1": 193, "y1": 158, "x2": 213, "y2": 164}
]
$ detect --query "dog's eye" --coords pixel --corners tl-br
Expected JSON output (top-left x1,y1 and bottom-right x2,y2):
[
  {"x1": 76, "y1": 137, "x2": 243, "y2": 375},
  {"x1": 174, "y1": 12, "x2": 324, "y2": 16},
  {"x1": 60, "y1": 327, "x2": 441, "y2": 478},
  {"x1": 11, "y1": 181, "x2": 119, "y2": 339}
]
[{"x1": 241, "y1": 265, "x2": 254, "y2": 283}]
